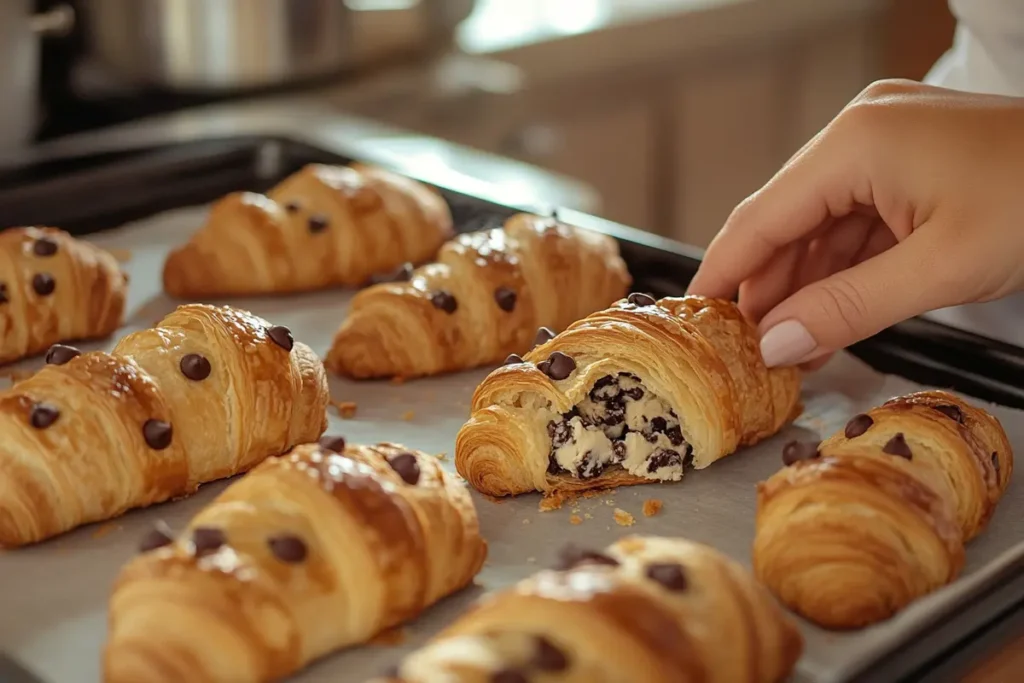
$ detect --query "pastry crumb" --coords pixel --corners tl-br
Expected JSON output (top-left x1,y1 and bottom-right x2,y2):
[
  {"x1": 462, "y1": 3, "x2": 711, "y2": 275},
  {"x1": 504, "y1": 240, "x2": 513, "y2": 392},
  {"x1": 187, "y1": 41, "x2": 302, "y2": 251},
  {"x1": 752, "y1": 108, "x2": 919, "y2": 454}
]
[
  {"x1": 584, "y1": 512, "x2": 593, "y2": 520},
  {"x1": 390, "y1": 376, "x2": 406, "y2": 386},
  {"x1": 527, "y1": 556, "x2": 536, "y2": 563},
  {"x1": 605, "y1": 499, "x2": 616, "y2": 506},
  {"x1": 613, "y1": 508, "x2": 636, "y2": 527},
  {"x1": 538, "y1": 496, "x2": 564, "y2": 512},
  {"x1": 643, "y1": 499, "x2": 664, "y2": 517},
  {"x1": 401, "y1": 410, "x2": 415, "y2": 421},
  {"x1": 569, "y1": 515, "x2": 583, "y2": 525},
  {"x1": 522, "y1": 518, "x2": 531, "y2": 525},
  {"x1": 330, "y1": 399, "x2": 358, "y2": 419},
  {"x1": 434, "y1": 452, "x2": 448, "y2": 461},
  {"x1": 107, "y1": 248, "x2": 133, "y2": 262}
]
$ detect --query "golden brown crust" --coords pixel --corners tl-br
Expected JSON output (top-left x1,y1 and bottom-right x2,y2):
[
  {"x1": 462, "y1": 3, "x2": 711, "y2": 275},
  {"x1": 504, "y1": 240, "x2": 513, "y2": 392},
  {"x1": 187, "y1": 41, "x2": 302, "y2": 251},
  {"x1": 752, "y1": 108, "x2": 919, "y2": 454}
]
[
  {"x1": 0, "y1": 227, "x2": 126, "y2": 365},
  {"x1": 754, "y1": 389, "x2": 1014, "y2": 630},
  {"x1": 104, "y1": 442, "x2": 487, "y2": 683},
  {"x1": 0, "y1": 304, "x2": 329, "y2": 547},
  {"x1": 324, "y1": 213, "x2": 631, "y2": 379},
  {"x1": 371, "y1": 536, "x2": 802, "y2": 683},
  {"x1": 454, "y1": 295, "x2": 802, "y2": 497},
  {"x1": 162, "y1": 163, "x2": 453, "y2": 298}
]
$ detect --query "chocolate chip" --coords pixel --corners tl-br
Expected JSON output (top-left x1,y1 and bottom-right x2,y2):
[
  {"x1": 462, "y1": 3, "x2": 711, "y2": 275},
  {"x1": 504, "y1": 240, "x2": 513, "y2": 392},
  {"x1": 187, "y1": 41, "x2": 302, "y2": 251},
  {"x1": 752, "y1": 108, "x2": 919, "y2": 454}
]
[
  {"x1": 645, "y1": 562, "x2": 688, "y2": 591},
  {"x1": 0, "y1": 283, "x2": 7, "y2": 304},
  {"x1": 267, "y1": 325, "x2": 294, "y2": 351},
  {"x1": 533, "y1": 326, "x2": 555, "y2": 347},
  {"x1": 308, "y1": 214, "x2": 329, "y2": 233},
  {"x1": 555, "y1": 544, "x2": 620, "y2": 570},
  {"x1": 934, "y1": 404, "x2": 964, "y2": 423},
  {"x1": 576, "y1": 450, "x2": 606, "y2": 479},
  {"x1": 370, "y1": 262, "x2": 414, "y2": 285},
  {"x1": 650, "y1": 416, "x2": 667, "y2": 433},
  {"x1": 491, "y1": 670, "x2": 528, "y2": 683},
  {"x1": 191, "y1": 526, "x2": 226, "y2": 557},
  {"x1": 531, "y1": 636, "x2": 569, "y2": 671},
  {"x1": 993, "y1": 452, "x2": 1000, "y2": 474},
  {"x1": 546, "y1": 453, "x2": 561, "y2": 475},
  {"x1": 612, "y1": 440, "x2": 627, "y2": 462},
  {"x1": 623, "y1": 385, "x2": 644, "y2": 401},
  {"x1": 430, "y1": 290, "x2": 458, "y2": 314},
  {"x1": 504, "y1": 353, "x2": 524, "y2": 365},
  {"x1": 319, "y1": 435, "x2": 346, "y2": 453},
  {"x1": 267, "y1": 534, "x2": 308, "y2": 563},
  {"x1": 45, "y1": 344, "x2": 81, "y2": 366},
  {"x1": 665, "y1": 425, "x2": 684, "y2": 447},
  {"x1": 143, "y1": 419, "x2": 173, "y2": 450},
  {"x1": 494, "y1": 286, "x2": 517, "y2": 312},
  {"x1": 538, "y1": 351, "x2": 575, "y2": 381},
  {"x1": 844, "y1": 414, "x2": 874, "y2": 439},
  {"x1": 387, "y1": 452, "x2": 421, "y2": 485},
  {"x1": 32, "y1": 273, "x2": 55, "y2": 296},
  {"x1": 179, "y1": 353, "x2": 211, "y2": 381},
  {"x1": 138, "y1": 521, "x2": 174, "y2": 553},
  {"x1": 284, "y1": 201, "x2": 301, "y2": 213},
  {"x1": 29, "y1": 402, "x2": 59, "y2": 429},
  {"x1": 882, "y1": 433, "x2": 912, "y2": 459},
  {"x1": 627, "y1": 292, "x2": 657, "y2": 307},
  {"x1": 647, "y1": 448, "x2": 682, "y2": 473},
  {"x1": 782, "y1": 440, "x2": 821, "y2": 466},
  {"x1": 547, "y1": 420, "x2": 572, "y2": 449},
  {"x1": 32, "y1": 237, "x2": 58, "y2": 257}
]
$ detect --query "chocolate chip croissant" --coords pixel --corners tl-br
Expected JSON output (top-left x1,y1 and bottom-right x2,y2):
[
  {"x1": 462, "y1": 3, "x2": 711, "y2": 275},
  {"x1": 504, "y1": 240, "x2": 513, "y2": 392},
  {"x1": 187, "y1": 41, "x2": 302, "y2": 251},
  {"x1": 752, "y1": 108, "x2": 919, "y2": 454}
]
[
  {"x1": 370, "y1": 536, "x2": 803, "y2": 683},
  {"x1": 455, "y1": 295, "x2": 802, "y2": 497},
  {"x1": 754, "y1": 390, "x2": 1013, "y2": 630},
  {"x1": 324, "y1": 212, "x2": 631, "y2": 379},
  {"x1": 104, "y1": 440, "x2": 487, "y2": 683},
  {"x1": 162, "y1": 163, "x2": 454, "y2": 298},
  {"x1": 0, "y1": 226, "x2": 127, "y2": 366},
  {"x1": 0, "y1": 304, "x2": 329, "y2": 547}
]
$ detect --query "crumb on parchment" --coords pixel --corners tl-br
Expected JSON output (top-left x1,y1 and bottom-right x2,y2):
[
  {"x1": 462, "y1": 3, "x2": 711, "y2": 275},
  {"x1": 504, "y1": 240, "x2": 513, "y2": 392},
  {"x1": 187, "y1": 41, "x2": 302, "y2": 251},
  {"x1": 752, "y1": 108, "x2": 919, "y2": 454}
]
[
  {"x1": 539, "y1": 496, "x2": 564, "y2": 512},
  {"x1": 401, "y1": 410, "x2": 415, "y2": 421},
  {"x1": 643, "y1": 499, "x2": 663, "y2": 517},
  {"x1": 569, "y1": 515, "x2": 583, "y2": 525},
  {"x1": 584, "y1": 512, "x2": 593, "y2": 520},
  {"x1": 434, "y1": 452, "x2": 448, "y2": 461},
  {"x1": 527, "y1": 557, "x2": 536, "y2": 563},
  {"x1": 329, "y1": 399, "x2": 358, "y2": 419},
  {"x1": 522, "y1": 518, "x2": 530, "y2": 525},
  {"x1": 613, "y1": 508, "x2": 636, "y2": 527}
]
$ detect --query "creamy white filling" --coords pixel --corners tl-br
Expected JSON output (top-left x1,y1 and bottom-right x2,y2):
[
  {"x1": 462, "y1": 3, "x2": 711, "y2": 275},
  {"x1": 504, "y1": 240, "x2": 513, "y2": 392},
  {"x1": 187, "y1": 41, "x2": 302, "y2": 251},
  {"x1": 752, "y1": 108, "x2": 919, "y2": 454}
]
[
  {"x1": 551, "y1": 416, "x2": 685, "y2": 482},
  {"x1": 625, "y1": 392, "x2": 678, "y2": 433},
  {"x1": 622, "y1": 432, "x2": 683, "y2": 480},
  {"x1": 553, "y1": 416, "x2": 615, "y2": 477}
]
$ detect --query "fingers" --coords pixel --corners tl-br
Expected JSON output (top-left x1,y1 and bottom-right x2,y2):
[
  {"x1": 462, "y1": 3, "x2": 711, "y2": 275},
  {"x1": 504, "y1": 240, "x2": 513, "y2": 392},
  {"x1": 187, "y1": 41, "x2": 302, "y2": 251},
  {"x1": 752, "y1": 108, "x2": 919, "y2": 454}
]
[{"x1": 737, "y1": 241, "x2": 805, "y2": 324}]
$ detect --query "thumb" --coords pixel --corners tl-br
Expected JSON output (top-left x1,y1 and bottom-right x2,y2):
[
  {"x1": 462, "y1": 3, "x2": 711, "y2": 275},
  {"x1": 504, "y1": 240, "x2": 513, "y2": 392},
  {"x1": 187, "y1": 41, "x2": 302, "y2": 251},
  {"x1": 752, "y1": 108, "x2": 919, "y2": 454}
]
[{"x1": 756, "y1": 233, "x2": 955, "y2": 368}]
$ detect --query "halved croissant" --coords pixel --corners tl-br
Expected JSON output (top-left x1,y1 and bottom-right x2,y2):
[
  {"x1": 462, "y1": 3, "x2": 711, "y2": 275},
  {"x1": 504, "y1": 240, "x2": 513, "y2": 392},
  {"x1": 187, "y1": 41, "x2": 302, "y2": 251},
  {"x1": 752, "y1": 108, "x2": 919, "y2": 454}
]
[
  {"x1": 370, "y1": 536, "x2": 803, "y2": 683},
  {"x1": 104, "y1": 440, "x2": 487, "y2": 683},
  {"x1": 324, "y1": 212, "x2": 631, "y2": 379},
  {"x1": 455, "y1": 295, "x2": 801, "y2": 497},
  {"x1": 0, "y1": 304, "x2": 329, "y2": 547},
  {"x1": 0, "y1": 226, "x2": 126, "y2": 366},
  {"x1": 754, "y1": 390, "x2": 1013, "y2": 630},
  {"x1": 162, "y1": 163, "x2": 453, "y2": 298}
]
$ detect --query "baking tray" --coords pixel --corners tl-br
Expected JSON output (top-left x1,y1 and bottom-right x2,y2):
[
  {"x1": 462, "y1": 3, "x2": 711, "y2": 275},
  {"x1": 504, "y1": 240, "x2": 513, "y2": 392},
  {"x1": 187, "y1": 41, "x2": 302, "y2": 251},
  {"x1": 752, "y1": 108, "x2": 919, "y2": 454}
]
[{"x1": 0, "y1": 136, "x2": 1022, "y2": 683}]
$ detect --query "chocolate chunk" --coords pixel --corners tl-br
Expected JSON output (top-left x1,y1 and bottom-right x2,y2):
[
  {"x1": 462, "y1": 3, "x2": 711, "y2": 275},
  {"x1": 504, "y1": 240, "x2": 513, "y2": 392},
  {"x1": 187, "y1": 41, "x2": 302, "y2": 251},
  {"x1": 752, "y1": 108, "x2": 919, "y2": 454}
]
[
  {"x1": 45, "y1": 344, "x2": 81, "y2": 366},
  {"x1": 191, "y1": 526, "x2": 226, "y2": 557},
  {"x1": 143, "y1": 419, "x2": 173, "y2": 450},
  {"x1": 533, "y1": 326, "x2": 555, "y2": 347},
  {"x1": 387, "y1": 452, "x2": 421, "y2": 485},
  {"x1": 546, "y1": 453, "x2": 562, "y2": 475},
  {"x1": 0, "y1": 283, "x2": 7, "y2": 304},
  {"x1": 647, "y1": 449, "x2": 682, "y2": 473},
  {"x1": 934, "y1": 404, "x2": 964, "y2": 423},
  {"x1": 139, "y1": 521, "x2": 174, "y2": 553},
  {"x1": 782, "y1": 440, "x2": 821, "y2": 466},
  {"x1": 682, "y1": 448, "x2": 694, "y2": 470},
  {"x1": 284, "y1": 201, "x2": 301, "y2": 213},
  {"x1": 665, "y1": 425, "x2": 684, "y2": 447},
  {"x1": 645, "y1": 562, "x2": 688, "y2": 591},
  {"x1": 844, "y1": 414, "x2": 874, "y2": 439},
  {"x1": 627, "y1": 292, "x2": 657, "y2": 307},
  {"x1": 319, "y1": 435, "x2": 346, "y2": 453},
  {"x1": 538, "y1": 351, "x2": 575, "y2": 381},
  {"x1": 612, "y1": 440, "x2": 627, "y2": 462},
  {"x1": 504, "y1": 353, "x2": 524, "y2": 365},
  {"x1": 32, "y1": 273, "x2": 55, "y2": 296},
  {"x1": 555, "y1": 544, "x2": 620, "y2": 570},
  {"x1": 307, "y1": 214, "x2": 329, "y2": 233},
  {"x1": 623, "y1": 385, "x2": 644, "y2": 401},
  {"x1": 600, "y1": 400, "x2": 626, "y2": 427},
  {"x1": 370, "y1": 262, "x2": 414, "y2": 285},
  {"x1": 267, "y1": 325, "x2": 294, "y2": 351},
  {"x1": 882, "y1": 433, "x2": 912, "y2": 459},
  {"x1": 29, "y1": 402, "x2": 59, "y2": 429},
  {"x1": 267, "y1": 533, "x2": 308, "y2": 563},
  {"x1": 32, "y1": 237, "x2": 58, "y2": 257},
  {"x1": 649, "y1": 416, "x2": 668, "y2": 433},
  {"x1": 494, "y1": 286, "x2": 517, "y2": 312},
  {"x1": 576, "y1": 451, "x2": 606, "y2": 479},
  {"x1": 589, "y1": 375, "x2": 618, "y2": 401},
  {"x1": 430, "y1": 290, "x2": 458, "y2": 314},
  {"x1": 179, "y1": 353, "x2": 211, "y2": 381},
  {"x1": 491, "y1": 670, "x2": 528, "y2": 683},
  {"x1": 547, "y1": 420, "x2": 572, "y2": 449},
  {"x1": 993, "y1": 451, "x2": 1000, "y2": 474},
  {"x1": 531, "y1": 636, "x2": 569, "y2": 671}
]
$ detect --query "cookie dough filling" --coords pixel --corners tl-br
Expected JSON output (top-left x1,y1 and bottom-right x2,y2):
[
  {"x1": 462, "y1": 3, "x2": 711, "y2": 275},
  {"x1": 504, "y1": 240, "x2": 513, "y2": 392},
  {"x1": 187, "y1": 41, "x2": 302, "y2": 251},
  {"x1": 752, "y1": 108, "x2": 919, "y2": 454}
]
[{"x1": 546, "y1": 373, "x2": 692, "y2": 481}]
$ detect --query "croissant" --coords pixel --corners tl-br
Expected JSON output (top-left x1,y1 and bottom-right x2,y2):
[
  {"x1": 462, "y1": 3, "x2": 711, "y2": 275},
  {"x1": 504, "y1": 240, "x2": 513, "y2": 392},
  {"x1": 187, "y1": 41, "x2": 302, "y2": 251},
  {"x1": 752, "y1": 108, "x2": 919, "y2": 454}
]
[
  {"x1": 162, "y1": 163, "x2": 453, "y2": 298},
  {"x1": 0, "y1": 226, "x2": 127, "y2": 366},
  {"x1": 104, "y1": 440, "x2": 487, "y2": 683},
  {"x1": 754, "y1": 390, "x2": 1013, "y2": 630},
  {"x1": 0, "y1": 304, "x2": 329, "y2": 547},
  {"x1": 369, "y1": 535, "x2": 803, "y2": 683},
  {"x1": 324, "y1": 212, "x2": 631, "y2": 379},
  {"x1": 454, "y1": 295, "x2": 802, "y2": 497}
]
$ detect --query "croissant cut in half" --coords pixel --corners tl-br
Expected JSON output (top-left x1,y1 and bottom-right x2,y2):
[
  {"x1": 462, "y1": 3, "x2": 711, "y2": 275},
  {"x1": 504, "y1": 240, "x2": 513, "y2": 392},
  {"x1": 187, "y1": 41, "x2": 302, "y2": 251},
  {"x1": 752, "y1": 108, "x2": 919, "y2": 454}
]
[
  {"x1": 455, "y1": 295, "x2": 802, "y2": 497},
  {"x1": 104, "y1": 440, "x2": 487, "y2": 683},
  {"x1": 370, "y1": 536, "x2": 803, "y2": 683},
  {"x1": 754, "y1": 390, "x2": 1013, "y2": 630}
]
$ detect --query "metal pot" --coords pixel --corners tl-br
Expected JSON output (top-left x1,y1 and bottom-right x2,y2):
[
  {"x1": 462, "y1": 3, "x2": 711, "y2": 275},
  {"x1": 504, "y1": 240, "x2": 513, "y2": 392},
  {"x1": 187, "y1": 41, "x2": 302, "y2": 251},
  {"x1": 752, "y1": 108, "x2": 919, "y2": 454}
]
[
  {"x1": 0, "y1": 1, "x2": 75, "y2": 154},
  {"x1": 81, "y1": 0, "x2": 477, "y2": 93}
]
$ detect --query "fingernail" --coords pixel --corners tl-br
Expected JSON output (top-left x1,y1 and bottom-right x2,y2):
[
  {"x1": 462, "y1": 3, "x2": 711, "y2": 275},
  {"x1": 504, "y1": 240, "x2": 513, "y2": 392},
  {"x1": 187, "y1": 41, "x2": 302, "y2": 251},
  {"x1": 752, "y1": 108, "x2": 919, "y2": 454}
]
[{"x1": 760, "y1": 320, "x2": 818, "y2": 368}]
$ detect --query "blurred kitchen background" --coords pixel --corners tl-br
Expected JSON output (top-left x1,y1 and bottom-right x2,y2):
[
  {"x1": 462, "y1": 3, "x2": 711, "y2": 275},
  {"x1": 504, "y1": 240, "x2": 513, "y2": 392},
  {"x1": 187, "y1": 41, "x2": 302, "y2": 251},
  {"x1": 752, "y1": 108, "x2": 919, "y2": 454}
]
[{"x1": 2, "y1": 0, "x2": 955, "y2": 247}]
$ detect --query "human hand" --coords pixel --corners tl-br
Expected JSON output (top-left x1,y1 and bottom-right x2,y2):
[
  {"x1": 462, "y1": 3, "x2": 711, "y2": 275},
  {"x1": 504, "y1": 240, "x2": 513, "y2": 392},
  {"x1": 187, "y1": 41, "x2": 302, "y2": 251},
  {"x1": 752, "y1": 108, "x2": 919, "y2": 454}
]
[{"x1": 687, "y1": 79, "x2": 1024, "y2": 369}]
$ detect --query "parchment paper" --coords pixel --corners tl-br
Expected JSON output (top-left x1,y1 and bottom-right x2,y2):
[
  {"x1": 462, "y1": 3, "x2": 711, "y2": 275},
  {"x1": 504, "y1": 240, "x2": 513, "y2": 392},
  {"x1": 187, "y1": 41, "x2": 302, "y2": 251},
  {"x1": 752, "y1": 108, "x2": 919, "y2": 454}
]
[{"x1": 0, "y1": 206, "x2": 1022, "y2": 683}]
